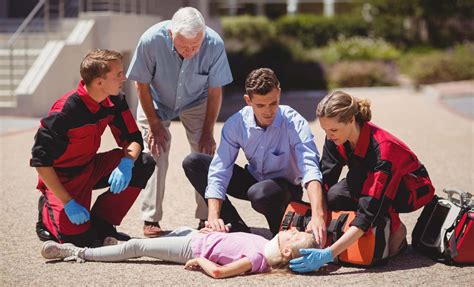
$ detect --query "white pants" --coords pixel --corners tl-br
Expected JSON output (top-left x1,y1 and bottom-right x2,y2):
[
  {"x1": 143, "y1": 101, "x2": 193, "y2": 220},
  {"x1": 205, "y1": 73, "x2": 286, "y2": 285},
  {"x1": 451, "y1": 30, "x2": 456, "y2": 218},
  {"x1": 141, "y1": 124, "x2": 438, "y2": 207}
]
[
  {"x1": 84, "y1": 227, "x2": 197, "y2": 263},
  {"x1": 137, "y1": 101, "x2": 208, "y2": 222}
]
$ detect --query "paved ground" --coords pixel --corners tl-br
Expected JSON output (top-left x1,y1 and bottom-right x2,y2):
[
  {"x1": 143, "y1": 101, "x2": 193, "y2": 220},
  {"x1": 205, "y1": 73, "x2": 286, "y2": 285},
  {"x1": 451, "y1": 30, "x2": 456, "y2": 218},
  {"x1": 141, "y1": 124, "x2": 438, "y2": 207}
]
[{"x1": 0, "y1": 83, "x2": 473, "y2": 286}]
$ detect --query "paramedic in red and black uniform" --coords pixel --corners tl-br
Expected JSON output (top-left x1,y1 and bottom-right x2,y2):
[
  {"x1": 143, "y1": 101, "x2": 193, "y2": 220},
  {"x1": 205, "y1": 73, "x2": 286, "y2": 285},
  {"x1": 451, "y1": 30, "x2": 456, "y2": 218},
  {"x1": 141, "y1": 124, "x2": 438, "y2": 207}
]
[
  {"x1": 30, "y1": 49, "x2": 155, "y2": 247},
  {"x1": 290, "y1": 91, "x2": 435, "y2": 273}
]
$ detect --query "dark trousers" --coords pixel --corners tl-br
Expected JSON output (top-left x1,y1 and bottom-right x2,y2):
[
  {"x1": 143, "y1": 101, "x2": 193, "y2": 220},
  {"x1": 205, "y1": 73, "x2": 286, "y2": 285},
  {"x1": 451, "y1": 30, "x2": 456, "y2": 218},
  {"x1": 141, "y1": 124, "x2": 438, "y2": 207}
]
[
  {"x1": 39, "y1": 150, "x2": 155, "y2": 247},
  {"x1": 182, "y1": 153, "x2": 303, "y2": 235},
  {"x1": 326, "y1": 178, "x2": 402, "y2": 234}
]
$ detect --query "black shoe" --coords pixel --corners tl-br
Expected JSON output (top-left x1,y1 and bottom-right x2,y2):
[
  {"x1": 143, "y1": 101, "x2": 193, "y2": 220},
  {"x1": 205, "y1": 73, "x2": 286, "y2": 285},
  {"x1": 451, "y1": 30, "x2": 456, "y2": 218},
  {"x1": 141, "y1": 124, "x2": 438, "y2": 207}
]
[
  {"x1": 36, "y1": 195, "x2": 56, "y2": 242},
  {"x1": 91, "y1": 215, "x2": 131, "y2": 242},
  {"x1": 36, "y1": 221, "x2": 57, "y2": 242},
  {"x1": 229, "y1": 220, "x2": 250, "y2": 233},
  {"x1": 197, "y1": 219, "x2": 206, "y2": 230}
]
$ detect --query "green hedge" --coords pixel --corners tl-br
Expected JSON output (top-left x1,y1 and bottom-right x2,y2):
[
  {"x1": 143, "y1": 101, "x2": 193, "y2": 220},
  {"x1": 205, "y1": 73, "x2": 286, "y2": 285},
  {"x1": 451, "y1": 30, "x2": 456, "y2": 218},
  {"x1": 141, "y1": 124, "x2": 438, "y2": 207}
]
[
  {"x1": 319, "y1": 37, "x2": 400, "y2": 64},
  {"x1": 221, "y1": 16, "x2": 276, "y2": 55},
  {"x1": 328, "y1": 61, "x2": 398, "y2": 88},
  {"x1": 400, "y1": 43, "x2": 474, "y2": 85},
  {"x1": 275, "y1": 14, "x2": 369, "y2": 47}
]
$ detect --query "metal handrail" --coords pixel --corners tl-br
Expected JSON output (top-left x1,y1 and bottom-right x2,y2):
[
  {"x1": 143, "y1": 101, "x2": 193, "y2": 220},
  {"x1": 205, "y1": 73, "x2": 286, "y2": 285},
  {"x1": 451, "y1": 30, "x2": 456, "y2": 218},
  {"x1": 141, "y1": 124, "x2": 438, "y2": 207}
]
[{"x1": 6, "y1": 0, "x2": 46, "y2": 48}]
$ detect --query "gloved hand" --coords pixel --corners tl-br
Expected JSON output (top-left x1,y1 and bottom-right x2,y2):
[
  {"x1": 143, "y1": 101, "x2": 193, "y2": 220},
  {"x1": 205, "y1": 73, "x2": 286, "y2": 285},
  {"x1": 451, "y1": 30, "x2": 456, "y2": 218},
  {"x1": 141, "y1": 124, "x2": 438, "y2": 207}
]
[
  {"x1": 64, "y1": 199, "x2": 90, "y2": 225},
  {"x1": 289, "y1": 248, "x2": 333, "y2": 273},
  {"x1": 108, "y1": 157, "x2": 134, "y2": 194}
]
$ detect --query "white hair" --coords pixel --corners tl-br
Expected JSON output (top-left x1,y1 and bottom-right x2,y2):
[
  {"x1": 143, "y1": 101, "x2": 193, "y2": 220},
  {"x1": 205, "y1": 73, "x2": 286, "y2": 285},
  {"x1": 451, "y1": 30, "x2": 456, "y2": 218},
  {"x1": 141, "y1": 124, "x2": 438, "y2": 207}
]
[{"x1": 169, "y1": 7, "x2": 205, "y2": 39}]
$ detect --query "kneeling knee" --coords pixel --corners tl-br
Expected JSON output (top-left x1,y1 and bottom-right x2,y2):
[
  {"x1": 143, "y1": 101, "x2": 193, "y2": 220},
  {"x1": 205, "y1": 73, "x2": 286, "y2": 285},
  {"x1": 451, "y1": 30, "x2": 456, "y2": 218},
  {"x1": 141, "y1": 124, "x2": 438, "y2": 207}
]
[{"x1": 182, "y1": 153, "x2": 211, "y2": 173}]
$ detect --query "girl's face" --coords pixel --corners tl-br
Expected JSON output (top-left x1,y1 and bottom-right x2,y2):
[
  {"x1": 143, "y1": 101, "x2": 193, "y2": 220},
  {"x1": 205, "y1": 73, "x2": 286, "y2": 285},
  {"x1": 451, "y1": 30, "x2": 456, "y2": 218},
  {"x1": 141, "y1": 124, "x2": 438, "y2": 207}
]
[
  {"x1": 278, "y1": 229, "x2": 313, "y2": 256},
  {"x1": 319, "y1": 116, "x2": 356, "y2": 146}
]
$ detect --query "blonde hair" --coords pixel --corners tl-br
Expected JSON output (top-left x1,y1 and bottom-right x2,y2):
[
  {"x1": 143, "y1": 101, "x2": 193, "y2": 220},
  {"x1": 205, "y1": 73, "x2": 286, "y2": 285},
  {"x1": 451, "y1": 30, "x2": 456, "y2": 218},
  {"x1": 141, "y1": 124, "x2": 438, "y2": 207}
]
[
  {"x1": 316, "y1": 91, "x2": 372, "y2": 123},
  {"x1": 266, "y1": 232, "x2": 316, "y2": 269}
]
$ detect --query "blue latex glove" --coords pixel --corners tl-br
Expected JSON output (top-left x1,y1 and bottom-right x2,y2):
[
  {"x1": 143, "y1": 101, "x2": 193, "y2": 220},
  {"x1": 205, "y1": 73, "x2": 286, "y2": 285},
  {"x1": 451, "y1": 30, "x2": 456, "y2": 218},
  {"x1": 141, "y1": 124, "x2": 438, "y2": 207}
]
[
  {"x1": 289, "y1": 248, "x2": 333, "y2": 273},
  {"x1": 108, "y1": 157, "x2": 134, "y2": 194},
  {"x1": 64, "y1": 199, "x2": 90, "y2": 225}
]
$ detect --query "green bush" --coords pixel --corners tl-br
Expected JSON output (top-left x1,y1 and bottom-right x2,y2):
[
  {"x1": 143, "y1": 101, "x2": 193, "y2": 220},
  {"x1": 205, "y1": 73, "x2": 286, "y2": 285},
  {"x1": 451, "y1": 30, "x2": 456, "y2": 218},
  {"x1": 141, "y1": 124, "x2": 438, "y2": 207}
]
[
  {"x1": 319, "y1": 36, "x2": 401, "y2": 64},
  {"x1": 221, "y1": 16, "x2": 276, "y2": 55},
  {"x1": 328, "y1": 61, "x2": 398, "y2": 88},
  {"x1": 401, "y1": 43, "x2": 474, "y2": 85},
  {"x1": 275, "y1": 14, "x2": 369, "y2": 47}
]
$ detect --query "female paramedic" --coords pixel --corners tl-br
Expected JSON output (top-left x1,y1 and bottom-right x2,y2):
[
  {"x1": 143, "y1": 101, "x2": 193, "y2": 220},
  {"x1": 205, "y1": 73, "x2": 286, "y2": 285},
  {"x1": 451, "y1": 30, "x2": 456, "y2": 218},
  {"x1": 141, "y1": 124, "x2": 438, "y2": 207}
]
[{"x1": 290, "y1": 91, "x2": 435, "y2": 273}]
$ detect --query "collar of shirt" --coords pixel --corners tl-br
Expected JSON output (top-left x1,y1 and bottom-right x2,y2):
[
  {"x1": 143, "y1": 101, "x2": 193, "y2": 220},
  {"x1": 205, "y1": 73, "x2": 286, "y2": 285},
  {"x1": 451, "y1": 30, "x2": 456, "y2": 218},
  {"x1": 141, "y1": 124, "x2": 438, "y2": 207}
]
[
  {"x1": 76, "y1": 80, "x2": 114, "y2": 114},
  {"x1": 353, "y1": 121, "x2": 371, "y2": 158},
  {"x1": 166, "y1": 24, "x2": 182, "y2": 63},
  {"x1": 243, "y1": 106, "x2": 283, "y2": 130}
]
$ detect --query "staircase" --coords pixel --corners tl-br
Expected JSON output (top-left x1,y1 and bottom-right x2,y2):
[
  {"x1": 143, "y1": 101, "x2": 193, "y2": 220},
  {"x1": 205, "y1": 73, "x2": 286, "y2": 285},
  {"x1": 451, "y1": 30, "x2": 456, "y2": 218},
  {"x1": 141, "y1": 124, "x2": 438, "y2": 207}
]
[
  {"x1": 0, "y1": 0, "x2": 167, "y2": 112},
  {"x1": 0, "y1": 0, "x2": 78, "y2": 108}
]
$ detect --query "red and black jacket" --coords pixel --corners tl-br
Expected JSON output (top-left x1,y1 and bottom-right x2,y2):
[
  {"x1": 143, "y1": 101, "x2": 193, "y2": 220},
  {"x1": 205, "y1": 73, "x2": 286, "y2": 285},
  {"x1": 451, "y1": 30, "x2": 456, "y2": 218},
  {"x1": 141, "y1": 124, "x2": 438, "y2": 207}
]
[
  {"x1": 321, "y1": 121, "x2": 434, "y2": 232},
  {"x1": 30, "y1": 81, "x2": 143, "y2": 175}
]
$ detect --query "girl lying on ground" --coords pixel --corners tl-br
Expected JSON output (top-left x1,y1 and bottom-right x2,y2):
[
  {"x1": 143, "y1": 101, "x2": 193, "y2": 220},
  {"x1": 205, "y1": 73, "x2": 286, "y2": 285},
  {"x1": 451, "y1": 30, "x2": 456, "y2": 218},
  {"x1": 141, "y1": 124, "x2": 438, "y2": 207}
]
[{"x1": 41, "y1": 227, "x2": 315, "y2": 278}]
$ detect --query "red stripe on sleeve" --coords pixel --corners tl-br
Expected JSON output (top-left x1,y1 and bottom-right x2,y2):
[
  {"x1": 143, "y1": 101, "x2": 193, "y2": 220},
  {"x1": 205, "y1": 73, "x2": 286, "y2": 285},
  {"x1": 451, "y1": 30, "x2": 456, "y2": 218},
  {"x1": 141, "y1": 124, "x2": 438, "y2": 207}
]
[{"x1": 121, "y1": 110, "x2": 139, "y2": 134}]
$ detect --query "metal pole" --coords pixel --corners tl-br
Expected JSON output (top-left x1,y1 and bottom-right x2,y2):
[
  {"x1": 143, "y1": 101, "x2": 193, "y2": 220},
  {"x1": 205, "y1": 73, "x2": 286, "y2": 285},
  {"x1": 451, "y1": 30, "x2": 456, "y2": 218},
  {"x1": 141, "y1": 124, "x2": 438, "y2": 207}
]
[
  {"x1": 44, "y1": 0, "x2": 50, "y2": 36},
  {"x1": 9, "y1": 47, "x2": 14, "y2": 99},
  {"x1": 120, "y1": 0, "x2": 126, "y2": 13},
  {"x1": 59, "y1": 0, "x2": 64, "y2": 19}
]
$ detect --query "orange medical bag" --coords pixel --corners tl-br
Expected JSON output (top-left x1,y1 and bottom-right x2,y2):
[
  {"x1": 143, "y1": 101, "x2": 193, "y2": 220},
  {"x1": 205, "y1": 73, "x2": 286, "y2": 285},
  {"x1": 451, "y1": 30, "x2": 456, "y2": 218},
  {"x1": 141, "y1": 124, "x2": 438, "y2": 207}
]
[{"x1": 280, "y1": 201, "x2": 391, "y2": 267}]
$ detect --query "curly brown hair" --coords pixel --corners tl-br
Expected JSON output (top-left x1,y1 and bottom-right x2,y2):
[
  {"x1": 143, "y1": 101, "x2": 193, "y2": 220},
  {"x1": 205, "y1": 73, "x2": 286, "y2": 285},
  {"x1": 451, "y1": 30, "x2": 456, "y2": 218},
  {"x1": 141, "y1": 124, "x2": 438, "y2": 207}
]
[{"x1": 245, "y1": 68, "x2": 280, "y2": 98}]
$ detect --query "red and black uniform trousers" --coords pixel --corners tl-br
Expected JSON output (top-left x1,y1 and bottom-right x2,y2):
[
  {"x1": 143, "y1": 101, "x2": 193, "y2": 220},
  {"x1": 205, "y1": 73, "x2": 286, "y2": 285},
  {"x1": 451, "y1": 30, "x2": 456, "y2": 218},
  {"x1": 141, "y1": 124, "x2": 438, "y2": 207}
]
[
  {"x1": 321, "y1": 121, "x2": 435, "y2": 234},
  {"x1": 30, "y1": 82, "x2": 155, "y2": 246}
]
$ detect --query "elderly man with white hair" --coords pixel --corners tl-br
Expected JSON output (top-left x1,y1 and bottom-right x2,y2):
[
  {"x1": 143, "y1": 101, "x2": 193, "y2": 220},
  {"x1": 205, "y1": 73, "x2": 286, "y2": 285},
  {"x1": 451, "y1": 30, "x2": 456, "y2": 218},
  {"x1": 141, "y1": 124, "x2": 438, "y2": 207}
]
[{"x1": 127, "y1": 7, "x2": 233, "y2": 237}]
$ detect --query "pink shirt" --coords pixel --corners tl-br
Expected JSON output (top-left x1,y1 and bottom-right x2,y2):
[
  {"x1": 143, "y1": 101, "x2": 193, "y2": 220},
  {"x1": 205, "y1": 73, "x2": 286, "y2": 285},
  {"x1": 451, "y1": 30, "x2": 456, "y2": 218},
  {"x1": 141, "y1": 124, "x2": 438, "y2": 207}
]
[{"x1": 191, "y1": 232, "x2": 270, "y2": 273}]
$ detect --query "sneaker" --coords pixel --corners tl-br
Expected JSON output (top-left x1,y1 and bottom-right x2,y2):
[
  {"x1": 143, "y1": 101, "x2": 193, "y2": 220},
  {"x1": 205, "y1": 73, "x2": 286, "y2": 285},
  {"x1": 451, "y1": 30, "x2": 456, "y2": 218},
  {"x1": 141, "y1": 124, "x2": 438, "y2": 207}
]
[
  {"x1": 41, "y1": 241, "x2": 84, "y2": 262},
  {"x1": 103, "y1": 236, "x2": 119, "y2": 246},
  {"x1": 143, "y1": 221, "x2": 162, "y2": 237},
  {"x1": 197, "y1": 219, "x2": 206, "y2": 230}
]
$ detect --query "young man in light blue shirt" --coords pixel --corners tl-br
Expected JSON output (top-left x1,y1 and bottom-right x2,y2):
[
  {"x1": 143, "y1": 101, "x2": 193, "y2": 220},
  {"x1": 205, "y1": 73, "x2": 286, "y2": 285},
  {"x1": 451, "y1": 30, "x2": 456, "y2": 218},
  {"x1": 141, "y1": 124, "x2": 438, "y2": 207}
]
[
  {"x1": 127, "y1": 7, "x2": 233, "y2": 237},
  {"x1": 183, "y1": 68, "x2": 327, "y2": 245}
]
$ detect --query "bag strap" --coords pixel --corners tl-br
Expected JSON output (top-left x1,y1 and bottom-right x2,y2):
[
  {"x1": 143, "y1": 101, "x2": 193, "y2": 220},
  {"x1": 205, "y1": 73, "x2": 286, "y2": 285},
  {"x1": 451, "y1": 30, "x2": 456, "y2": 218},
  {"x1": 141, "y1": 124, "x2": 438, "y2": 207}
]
[
  {"x1": 443, "y1": 206, "x2": 470, "y2": 260},
  {"x1": 327, "y1": 213, "x2": 349, "y2": 242},
  {"x1": 281, "y1": 211, "x2": 295, "y2": 231}
]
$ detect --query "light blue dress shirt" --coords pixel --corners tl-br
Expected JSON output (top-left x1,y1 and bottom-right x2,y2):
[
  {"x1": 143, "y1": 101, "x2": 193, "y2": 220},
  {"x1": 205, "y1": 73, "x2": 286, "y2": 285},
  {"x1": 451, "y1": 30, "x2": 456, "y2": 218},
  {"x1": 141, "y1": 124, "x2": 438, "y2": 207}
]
[
  {"x1": 126, "y1": 20, "x2": 233, "y2": 121},
  {"x1": 206, "y1": 105, "x2": 323, "y2": 199}
]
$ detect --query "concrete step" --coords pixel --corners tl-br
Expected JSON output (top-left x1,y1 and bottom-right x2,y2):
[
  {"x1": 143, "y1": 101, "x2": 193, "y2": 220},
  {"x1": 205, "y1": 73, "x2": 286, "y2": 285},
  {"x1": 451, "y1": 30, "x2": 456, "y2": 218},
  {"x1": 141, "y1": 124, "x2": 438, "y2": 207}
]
[
  {"x1": 0, "y1": 49, "x2": 42, "y2": 57},
  {"x1": 0, "y1": 79, "x2": 21, "y2": 85},
  {"x1": 0, "y1": 79, "x2": 21, "y2": 90},
  {"x1": 0, "y1": 90, "x2": 13, "y2": 97},
  {"x1": 0, "y1": 99, "x2": 17, "y2": 108},
  {"x1": 0, "y1": 69, "x2": 27, "y2": 78},
  {"x1": 0, "y1": 57, "x2": 37, "y2": 69},
  {"x1": 0, "y1": 90, "x2": 18, "y2": 109}
]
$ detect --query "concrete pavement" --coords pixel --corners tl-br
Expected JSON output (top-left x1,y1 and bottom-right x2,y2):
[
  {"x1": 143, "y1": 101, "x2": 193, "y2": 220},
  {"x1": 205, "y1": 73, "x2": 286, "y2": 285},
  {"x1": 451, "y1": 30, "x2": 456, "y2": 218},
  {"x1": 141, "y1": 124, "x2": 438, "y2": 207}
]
[{"x1": 0, "y1": 84, "x2": 473, "y2": 286}]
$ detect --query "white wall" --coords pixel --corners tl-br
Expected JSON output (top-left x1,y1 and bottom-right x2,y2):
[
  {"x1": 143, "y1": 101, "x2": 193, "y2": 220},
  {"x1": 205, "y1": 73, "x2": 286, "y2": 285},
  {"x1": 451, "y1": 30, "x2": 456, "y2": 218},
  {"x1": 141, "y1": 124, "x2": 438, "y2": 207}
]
[{"x1": 14, "y1": 13, "x2": 161, "y2": 117}]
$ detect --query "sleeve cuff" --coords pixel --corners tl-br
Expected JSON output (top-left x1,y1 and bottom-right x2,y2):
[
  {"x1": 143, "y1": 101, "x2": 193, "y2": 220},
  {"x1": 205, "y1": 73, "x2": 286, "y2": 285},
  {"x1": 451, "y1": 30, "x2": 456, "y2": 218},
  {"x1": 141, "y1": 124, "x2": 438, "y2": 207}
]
[
  {"x1": 205, "y1": 185, "x2": 226, "y2": 200},
  {"x1": 302, "y1": 170, "x2": 322, "y2": 187},
  {"x1": 30, "y1": 158, "x2": 52, "y2": 167},
  {"x1": 349, "y1": 214, "x2": 372, "y2": 232}
]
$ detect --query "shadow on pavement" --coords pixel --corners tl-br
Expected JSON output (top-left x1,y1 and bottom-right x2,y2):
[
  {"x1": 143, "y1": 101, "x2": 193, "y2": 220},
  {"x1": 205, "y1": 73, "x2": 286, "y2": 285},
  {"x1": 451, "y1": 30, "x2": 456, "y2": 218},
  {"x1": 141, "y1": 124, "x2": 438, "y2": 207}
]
[{"x1": 303, "y1": 246, "x2": 438, "y2": 276}]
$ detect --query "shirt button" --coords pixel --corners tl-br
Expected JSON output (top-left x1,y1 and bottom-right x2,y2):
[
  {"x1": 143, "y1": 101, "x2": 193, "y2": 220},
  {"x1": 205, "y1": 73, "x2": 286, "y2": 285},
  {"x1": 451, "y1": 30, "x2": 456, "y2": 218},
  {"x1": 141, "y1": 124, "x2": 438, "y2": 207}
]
[
  {"x1": 181, "y1": 70, "x2": 184, "y2": 73},
  {"x1": 179, "y1": 83, "x2": 182, "y2": 86}
]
